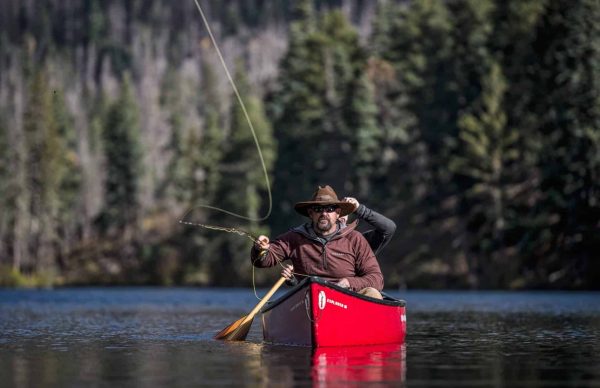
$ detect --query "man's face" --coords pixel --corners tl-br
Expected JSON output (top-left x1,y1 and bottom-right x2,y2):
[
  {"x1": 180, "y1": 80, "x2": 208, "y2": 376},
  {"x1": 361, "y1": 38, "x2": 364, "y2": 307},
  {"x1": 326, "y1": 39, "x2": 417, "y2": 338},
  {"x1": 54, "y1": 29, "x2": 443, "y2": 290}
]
[{"x1": 308, "y1": 205, "x2": 340, "y2": 235}]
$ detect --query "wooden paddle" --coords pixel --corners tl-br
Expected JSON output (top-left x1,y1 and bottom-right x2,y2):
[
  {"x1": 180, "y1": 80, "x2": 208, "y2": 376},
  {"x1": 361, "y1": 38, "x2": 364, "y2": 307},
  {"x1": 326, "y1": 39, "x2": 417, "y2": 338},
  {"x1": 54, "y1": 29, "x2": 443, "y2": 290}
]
[{"x1": 214, "y1": 276, "x2": 287, "y2": 341}]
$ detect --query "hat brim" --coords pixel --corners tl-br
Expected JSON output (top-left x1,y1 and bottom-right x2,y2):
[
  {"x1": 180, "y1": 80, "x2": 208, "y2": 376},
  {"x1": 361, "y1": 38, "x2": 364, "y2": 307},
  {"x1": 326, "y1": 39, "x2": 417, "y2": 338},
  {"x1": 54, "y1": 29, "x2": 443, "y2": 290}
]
[{"x1": 294, "y1": 201, "x2": 355, "y2": 217}]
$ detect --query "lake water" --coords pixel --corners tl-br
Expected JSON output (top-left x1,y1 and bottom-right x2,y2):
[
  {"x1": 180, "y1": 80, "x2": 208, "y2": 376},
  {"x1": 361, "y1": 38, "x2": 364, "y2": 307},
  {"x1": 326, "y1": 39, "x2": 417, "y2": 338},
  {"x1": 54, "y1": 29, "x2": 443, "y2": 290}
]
[{"x1": 1, "y1": 287, "x2": 599, "y2": 387}]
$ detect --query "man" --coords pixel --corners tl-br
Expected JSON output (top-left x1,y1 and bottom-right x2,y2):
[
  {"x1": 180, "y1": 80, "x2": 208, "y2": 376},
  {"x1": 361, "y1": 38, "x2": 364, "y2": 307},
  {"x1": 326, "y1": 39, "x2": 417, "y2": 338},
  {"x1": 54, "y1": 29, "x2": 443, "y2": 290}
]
[{"x1": 251, "y1": 185, "x2": 384, "y2": 299}]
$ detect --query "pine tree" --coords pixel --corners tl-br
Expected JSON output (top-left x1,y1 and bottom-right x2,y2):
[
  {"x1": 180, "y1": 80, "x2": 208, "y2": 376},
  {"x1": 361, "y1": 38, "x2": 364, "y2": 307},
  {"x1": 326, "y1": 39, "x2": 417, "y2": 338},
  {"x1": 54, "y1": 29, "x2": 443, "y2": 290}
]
[
  {"x1": 369, "y1": 2, "x2": 418, "y2": 206},
  {"x1": 162, "y1": 59, "x2": 229, "y2": 285},
  {"x1": 100, "y1": 74, "x2": 143, "y2": 240},
  {"x1": 270, "y1": 6, "x2": 375, "y2": 232},
  {"x1": 525, "y1": 0, "x2": 600, "y2": 286},
  {"x1": 491, "y1": 0, "x2": 547, "y2": 132},
  {"x1": 80, "y1": 91, "x2": 109, "y2": 240},
  {"x1": 348, "y1": 70, "x2": 379, "y2": 197},
  {"x1": 0, "y1": 113, "x2": 15, "y2": 266},
  {"x1": 160, "y1": 67, "x2": 191, "y2": 206},
  {"x1": 51, "y1": 88, "x2": 82, "y2": 260},
  {"x1": 371, "y1": 0, "x2": 395, "y2": 56},
  {"x1": 450, "y1": 63, "x2": 522, "y2": 286},
  {"x1": 385, "y1": 0, "x2": 455, "y2": 148},
  {"x1": 378, "y1": 0, "x2": 456, "y2": 220},
  {"x1": 22, "y1": 69, "x2": 60, "y2": 273},
  {"x1": 197, "y1": 61, "x2": 226, "y2": 206},
  {"x1": 208, "y1": 63, "x2": 275, "y2": 286},
  {"x1": 163, "y1": 60, "x2": 225, "y2": 208}
]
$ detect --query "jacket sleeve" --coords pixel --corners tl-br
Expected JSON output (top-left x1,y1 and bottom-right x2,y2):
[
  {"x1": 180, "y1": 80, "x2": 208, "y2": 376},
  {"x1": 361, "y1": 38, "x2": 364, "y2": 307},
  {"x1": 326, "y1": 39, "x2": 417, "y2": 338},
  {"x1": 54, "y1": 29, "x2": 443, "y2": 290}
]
[
  {"x1": 250, "y1": 232, "x2": 291, "y2": 268},
  {"x1": 355, "y1": 204, "x2": 396, "y2": 255},
  {"x1": 345, "y1": 233, "x2": 384, "y2": 291}
]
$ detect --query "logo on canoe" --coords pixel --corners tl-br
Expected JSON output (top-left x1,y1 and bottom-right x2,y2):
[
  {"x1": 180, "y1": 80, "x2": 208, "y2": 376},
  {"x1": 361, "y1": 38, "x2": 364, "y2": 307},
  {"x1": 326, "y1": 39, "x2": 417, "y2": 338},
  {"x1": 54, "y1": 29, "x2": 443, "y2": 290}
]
[
  {"x1": 317, "y1": 290, "x2": 348, "y2": 310},
  {"x1": 318, "y1": 291, "x2": 326, "y2": 310}
]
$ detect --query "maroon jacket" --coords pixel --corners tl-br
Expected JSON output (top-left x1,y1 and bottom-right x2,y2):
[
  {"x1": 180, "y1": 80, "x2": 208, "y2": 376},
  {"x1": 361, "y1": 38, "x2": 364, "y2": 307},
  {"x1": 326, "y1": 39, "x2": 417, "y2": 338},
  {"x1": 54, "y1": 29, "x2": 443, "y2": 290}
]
[{"x1": 251, "y1": 221, "x2": 384, "y2": 291}]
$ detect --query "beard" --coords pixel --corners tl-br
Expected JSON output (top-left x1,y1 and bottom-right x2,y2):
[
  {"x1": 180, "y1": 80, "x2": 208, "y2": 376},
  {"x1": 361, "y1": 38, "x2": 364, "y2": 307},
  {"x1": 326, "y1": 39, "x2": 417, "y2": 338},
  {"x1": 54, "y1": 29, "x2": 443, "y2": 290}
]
[{"x1": 314, "y1": 217, "x2": 333, "y2": 234}]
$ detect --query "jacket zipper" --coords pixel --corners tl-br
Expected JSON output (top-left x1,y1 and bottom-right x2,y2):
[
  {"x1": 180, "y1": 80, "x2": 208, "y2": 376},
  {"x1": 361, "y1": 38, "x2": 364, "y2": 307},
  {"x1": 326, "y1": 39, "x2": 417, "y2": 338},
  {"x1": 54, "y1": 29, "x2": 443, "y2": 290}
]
[{"x1": 321, "y1": 244, "x2": 327, "y2": 270}]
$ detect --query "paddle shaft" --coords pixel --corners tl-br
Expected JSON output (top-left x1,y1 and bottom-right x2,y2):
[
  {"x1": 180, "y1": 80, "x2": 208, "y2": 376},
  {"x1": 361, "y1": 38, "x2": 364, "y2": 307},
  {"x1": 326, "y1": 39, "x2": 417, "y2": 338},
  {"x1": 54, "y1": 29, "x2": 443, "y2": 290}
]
[{"x1": 240, "y1": 276, "x2": 287, "y2": 325}]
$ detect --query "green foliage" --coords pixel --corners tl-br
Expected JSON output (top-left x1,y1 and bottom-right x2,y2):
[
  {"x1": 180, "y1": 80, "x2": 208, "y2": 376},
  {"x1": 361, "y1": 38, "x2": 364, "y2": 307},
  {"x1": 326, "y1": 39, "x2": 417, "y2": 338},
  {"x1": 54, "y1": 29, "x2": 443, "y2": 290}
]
[
  {"x1": 371, "y1": 1, "x2": 395, "y2": 56},
  {"x1": 51, "y1": 89, "x2": 83, "y2": 247},
  {"x1": 161, "y1": 67, "x2": 191, "y2": 204},
  {"x1": 22, "y1": 69, "x2": 63, "y2": 271},
  {"x1": 100, "y1": 74, "x2": 143, "y2": 238},
  {"x1": 449, "y1": 63, "x2": 524, "y2": 285},
  {"x1": 0, "y1": 265, "x2": 59, "y2": 288},
  {"x1": 521, "y1": 0, "x2": 600, "y2": 285},
  {"x1": 270, "y1": 6, "x2": 378, "y2": 232},
  {"x1": 84, "y1": 0, "x2": 108, "y2": 45},
  {"x1": 6, "y1": 68, "x2": 82, "y2": 274},
  {"x1": 24, "y1": 70, "x2": 55, "y2": 216},
  {"x1": 198, "y1": 61, "x2": 227, "y2": 205},
  {"x1": 348, "y1": 70, "x2": 380, "y2": 197},
  {"x1": 207, "y1": 63, "x2": 275, "y2": 285},
  {"x1": 369, "y1": 3, "x2": 420, "y2": 205},
  {"x1": 380, "y1": 0, "x2": 457, "y2": 214},
  {"x1": 0, "y1": 114, "x2": 15, "y2": 262}
]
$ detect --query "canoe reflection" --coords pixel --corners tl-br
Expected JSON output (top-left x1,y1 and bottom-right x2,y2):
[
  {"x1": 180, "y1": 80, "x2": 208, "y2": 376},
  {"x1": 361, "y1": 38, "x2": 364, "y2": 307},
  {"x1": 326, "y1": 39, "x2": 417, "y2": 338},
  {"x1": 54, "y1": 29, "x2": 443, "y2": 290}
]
[
  {"x1": 260, "y1": 343, "x2": 406, "y2": 386},
  {"x1": 312, "y1": 343, "x2": 406, "y2": 385}
]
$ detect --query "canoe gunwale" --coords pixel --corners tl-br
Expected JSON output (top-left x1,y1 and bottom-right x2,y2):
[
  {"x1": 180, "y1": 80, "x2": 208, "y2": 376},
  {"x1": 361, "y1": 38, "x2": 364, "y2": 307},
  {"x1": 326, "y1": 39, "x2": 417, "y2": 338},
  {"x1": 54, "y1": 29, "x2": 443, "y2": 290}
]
[{"x1": 261, "y1": 276, "x2": 406, "y2": 315}]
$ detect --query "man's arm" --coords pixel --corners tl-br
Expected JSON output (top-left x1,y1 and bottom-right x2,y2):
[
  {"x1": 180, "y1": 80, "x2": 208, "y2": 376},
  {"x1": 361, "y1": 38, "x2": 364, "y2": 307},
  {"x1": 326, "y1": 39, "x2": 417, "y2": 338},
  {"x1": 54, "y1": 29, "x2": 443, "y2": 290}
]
[
  {"x1": 354, "y1": 204, "x2": 396, "y2": 255},
  {"x1": 250, "y1": 234, "x2": 290, "y2": 268}
]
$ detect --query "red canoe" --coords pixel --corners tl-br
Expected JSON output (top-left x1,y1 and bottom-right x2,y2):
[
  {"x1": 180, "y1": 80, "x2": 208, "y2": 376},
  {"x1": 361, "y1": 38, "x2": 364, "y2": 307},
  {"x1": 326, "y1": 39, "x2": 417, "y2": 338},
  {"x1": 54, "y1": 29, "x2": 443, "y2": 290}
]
[{"x1": 261, "y1": 277, "x2": 407, "y2": 347}]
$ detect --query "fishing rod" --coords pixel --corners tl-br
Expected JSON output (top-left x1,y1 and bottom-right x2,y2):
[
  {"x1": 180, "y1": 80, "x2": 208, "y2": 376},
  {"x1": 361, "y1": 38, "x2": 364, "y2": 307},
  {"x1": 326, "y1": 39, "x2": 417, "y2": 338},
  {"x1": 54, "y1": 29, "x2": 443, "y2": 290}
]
[{"x1": 178, "y1": 209, "x2": 258, "y2": 242}]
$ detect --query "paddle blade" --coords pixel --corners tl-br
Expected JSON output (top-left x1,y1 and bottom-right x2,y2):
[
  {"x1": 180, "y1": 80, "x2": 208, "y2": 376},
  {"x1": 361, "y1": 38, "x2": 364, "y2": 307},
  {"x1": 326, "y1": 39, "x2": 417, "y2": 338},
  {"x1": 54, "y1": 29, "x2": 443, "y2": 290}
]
[
  {"x1": 214, "y1": 277, "x2": 286, "y2": 342},
  {"x1": 214, "y1": 315, "x2": 254, "y2": 341}
]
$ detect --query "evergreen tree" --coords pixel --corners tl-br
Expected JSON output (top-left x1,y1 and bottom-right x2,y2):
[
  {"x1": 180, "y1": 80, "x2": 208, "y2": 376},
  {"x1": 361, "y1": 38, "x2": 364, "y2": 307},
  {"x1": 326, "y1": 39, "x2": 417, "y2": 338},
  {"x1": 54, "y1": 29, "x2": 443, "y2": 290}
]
[
  {"x1": 14, "y1": 68, "x2": 80, "y2": 276},
  {"x1": 385, "y1": 0, "x2": 455, "y2": 147},
  {"x1": 79, "y1": 91, "x2": 109, "y2": 241},
  {"x1": 370, "y1": 0, "x2": 395, "y2": 56},
  {"x1": 51, "y1": 89, "x2": 82, "y2": 261},
  {"x1": 450, "y1": 63, "x2": 522, "y2": 286},
  {"x1": 163, "y1": 61, "x2": 224, "y2": 209},
  {"x1": 378, "y1": 0, "x2": 456, "y2": 223},
  {"x1": 369, "y1": 2, "x2": 418, "y2": 206},
  {"x1": 22, "y1": 69, "x2": 60, "y2": 272},
  {"x1": 491, "y1": 0, "x2": 547, "y2": 133},
  {"x1": 161, "y1": 67, "x2": 190, "y2": 206},
  {"x1": 316, "y1": 10, "x2": 372, "y2": 188},
  {"x1": 159, "y1": 57, "x2": 232, "y2": 285},
  {"x1": 208, "y1": 63, "x2": 275, "y2": 285},
  {"x1": 0, "y1": 113, "x2": 14, "y2": 265},
  {"x1": 525, "y1": 0, "x2": 600, "y2": 287},
  {"x1": 446, "y1": 0, "x2": 495, "y2": 111},
  {"x1": 348, "y1": 70, "x2": 379, "y2": 197},
  {"x1": 197, "y1": 61, "x2": 226, "y2": 206},
  {"x1": 99, "y1": 74, "x2": 143, "y2": 240},
  {"x1": 1, "y1": 102, "x2": 29, "y2": 274},
  {"x1": 270, "y1": 6, "x2": 375, "y2": 233},
  {"x1": 370, "y1": 0, "x2": 501, "y2": 287}
]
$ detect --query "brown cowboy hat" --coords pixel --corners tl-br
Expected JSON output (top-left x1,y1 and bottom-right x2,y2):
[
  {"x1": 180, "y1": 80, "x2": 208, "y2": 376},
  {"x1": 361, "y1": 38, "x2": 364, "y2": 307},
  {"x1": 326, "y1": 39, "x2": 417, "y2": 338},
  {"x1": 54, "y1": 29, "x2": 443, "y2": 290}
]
[{"x1": 294, "y1": 185, "x2": 355, "y2": 217}]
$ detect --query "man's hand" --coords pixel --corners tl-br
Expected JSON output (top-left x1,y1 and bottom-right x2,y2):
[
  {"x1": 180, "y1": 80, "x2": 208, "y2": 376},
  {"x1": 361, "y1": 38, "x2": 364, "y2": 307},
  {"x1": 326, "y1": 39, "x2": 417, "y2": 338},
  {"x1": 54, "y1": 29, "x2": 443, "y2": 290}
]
[
  {"x1": 342, "y1": 197, "x2": 360, "y2": 212},
  {"x1": 255, "y1": 235, "x2": 270, "y2": 250},
  {"x1": 333, "y1": 278, "x2": 350, "y2": 289},
  {"x1": 281, "y1": 264, "x2": 294, "y2": 280}
]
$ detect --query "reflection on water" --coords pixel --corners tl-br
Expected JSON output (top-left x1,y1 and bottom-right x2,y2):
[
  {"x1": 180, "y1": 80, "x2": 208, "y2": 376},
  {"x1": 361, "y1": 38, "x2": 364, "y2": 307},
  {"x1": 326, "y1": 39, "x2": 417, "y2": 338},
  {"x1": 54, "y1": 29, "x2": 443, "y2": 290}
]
[
  {"x1": 1, "y1": 288, "x2": 600, "y2": 387},
  {"x1": 259, "y1": 343, "x2": 405, "y2": 386},
  {"x1": 311, "y1": 344, "x2": 406, "y2": 385}
]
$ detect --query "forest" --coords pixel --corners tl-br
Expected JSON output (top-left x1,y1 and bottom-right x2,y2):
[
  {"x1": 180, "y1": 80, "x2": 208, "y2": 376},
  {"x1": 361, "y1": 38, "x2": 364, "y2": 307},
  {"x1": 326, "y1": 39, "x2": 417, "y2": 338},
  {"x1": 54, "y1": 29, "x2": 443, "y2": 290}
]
[{"x1": 0, "y1": 0, "x2": 598, "y2": 289}]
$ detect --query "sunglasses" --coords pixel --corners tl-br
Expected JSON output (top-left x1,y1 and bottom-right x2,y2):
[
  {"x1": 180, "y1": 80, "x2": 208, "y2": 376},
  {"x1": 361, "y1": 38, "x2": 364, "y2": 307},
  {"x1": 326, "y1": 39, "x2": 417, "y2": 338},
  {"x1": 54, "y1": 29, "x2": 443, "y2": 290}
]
[{"x1": 310, "y1": 205, "x2": 339, "y2": 213}]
